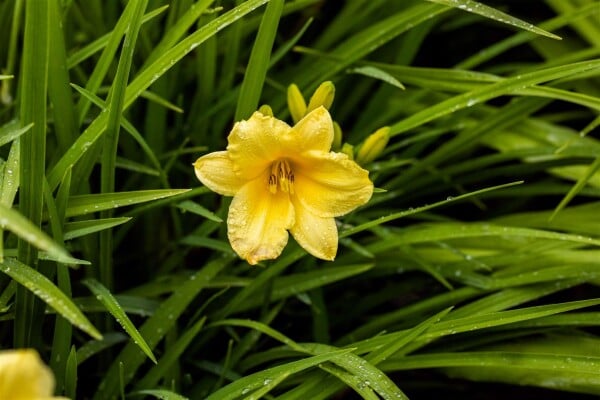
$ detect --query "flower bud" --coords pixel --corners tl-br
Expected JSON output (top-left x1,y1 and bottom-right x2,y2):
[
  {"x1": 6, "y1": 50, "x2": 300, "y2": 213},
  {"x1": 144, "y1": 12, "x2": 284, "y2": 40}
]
[
  {"x1": 332, "y1": 121, "x2": 343, "y2": 151},
  {"x1": 307, "y1": 81, "x2": 335, "y2": 113},
  {"x1": 341, "y1": 143, "x2": 354, "y2": 160},
  {"x1": 0, "y1": 78, "x2": 12, "y2": 106},
  {"x1": 287, "y1": 84, "x2": 307, "y2": 124},
  {"x1": 355, "y1": 126, "x2": 390, "y2": 165},
  {"x1": 258, "y1": 104, "x2": 274, "y2": 117}
]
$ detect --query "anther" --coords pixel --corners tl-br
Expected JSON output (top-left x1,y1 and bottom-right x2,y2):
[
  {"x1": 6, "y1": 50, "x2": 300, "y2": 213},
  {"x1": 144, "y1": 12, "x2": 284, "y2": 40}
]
[{"x1": 269, "y1": 159, "x2": 294, "y2": 194}]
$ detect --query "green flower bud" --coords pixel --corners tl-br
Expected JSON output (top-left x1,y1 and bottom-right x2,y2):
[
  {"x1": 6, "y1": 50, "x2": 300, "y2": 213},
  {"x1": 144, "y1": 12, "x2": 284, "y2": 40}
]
[
  {"x1": 355, "y1": 126, "x2": 390, "y2": 165},
  {"x1": 307, "y1": 81, "x2": 335, "y2": 113},
  {"x1": 258, "y1": 104, "x2": 274, "y2": 117},
  {"x1": 332, "y1": 121, "x2": 343, "y2": 151},
  {"x1": 341, "y1": 143, "x2": 354, "y2": 160},
  {"x1": 0, "y1": 78, "x2": 12, "y2": 106},
  {"x1": 287, "y1": 83, "x2": 307, "y2": 124}
]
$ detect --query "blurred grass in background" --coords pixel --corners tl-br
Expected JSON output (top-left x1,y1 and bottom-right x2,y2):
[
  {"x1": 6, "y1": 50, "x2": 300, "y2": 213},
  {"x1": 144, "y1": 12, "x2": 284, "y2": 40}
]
[{"x1": 0, "y1": 0, "x2": 600, "y2": 398}]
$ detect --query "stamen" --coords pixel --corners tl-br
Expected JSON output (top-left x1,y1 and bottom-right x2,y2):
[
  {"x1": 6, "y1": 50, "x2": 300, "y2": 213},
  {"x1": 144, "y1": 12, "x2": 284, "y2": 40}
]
[
  {"x1": 268, "y1": 173, "x2": 277, "y2": 194},
  {"x1": 269, "y1": 159, "x2": 294, "y2": 194}
]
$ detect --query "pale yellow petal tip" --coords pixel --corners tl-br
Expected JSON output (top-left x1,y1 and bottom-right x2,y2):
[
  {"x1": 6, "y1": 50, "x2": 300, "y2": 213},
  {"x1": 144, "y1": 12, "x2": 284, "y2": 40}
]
[
  {"x1": 320, "y1": 250, "x2": 336, "y2": 262},
  {"x1": 232, "y1": 238, "x2": 289, "y2": 266},
  {"x1": 305, "y1": 237, "x2": 337, "y2": 262},
  {"x1": 246, "y1": 249, "x2": 279, "y2": 265}
]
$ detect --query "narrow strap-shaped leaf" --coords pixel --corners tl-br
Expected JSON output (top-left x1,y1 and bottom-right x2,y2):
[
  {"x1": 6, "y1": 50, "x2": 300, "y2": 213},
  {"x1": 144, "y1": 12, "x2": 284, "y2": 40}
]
[
  {"x1": 135, "y1": 317, "x2": 207, "y2": 389},
  {"x1": 0, "y1": 257, "x2": 101, "y2": 339},
  {"x1": 234, "y1": 263, "x2": 374, "y2": 312},
  {"x1": 177, "y1": 200, "x2": 223, "y2": 223},
  {"x1": 64, "y1": 189, "x2": 190, "y2": 218},
  {"x1": 47, "y1": 0, "x2": 77, "y2": 152},
  {"x1": 0, "y1": 121, "x2": 32, "y2": 147},
  {"x1": 66, "y1": 5, "x2": 169, "y2": 68},
  {"x1": 235, "y1": 0, "x2": 284, "y2": 120},
  {"x1": 388, "y1": 60, "x2": 600, "y2": 137},
  {"x1": 205, "y1": 348, "x2": 355, "y2": 400},
  {"x1": 70, "y1": 83, "x2": 165, "y2": 185},
  {"x1": 0, "y1": 203, "x2": 75, "y2": 264},
  {"x1": 347, "y1": 66, "x2": 405, "y2": 89},
  {"x1": 341, "y1": 181, "x2": 522, "y2": 237},
  {"x1": 0, "y1": 139, "x2": 20, "y2": 262},
  {"x1": 47, "y1": 0, "x2": 270, "y2": 191},
  {"x1": 64, "y1": 346, "x2": 78, "y2": 400},
  {"x1": 16, "y1": 0, "x2": 50, "y2": 348},
  {"x1": 132, "y1": 389, "x2": 190, "y2": 400},
  {"x1": 63, "y1": 218, "x2": 132, "y2": 241},
  {"x1": 209, "y1": 319, "x2": 408, "y2": 400},
  {"x1": 83, "y1": 278, "x2": 157, "y2": 364},
  {"x1": 94, "y1": 256, "x2": 233, "y2": 400},
  {"x1": 76, "y1": 333, "x2": 128, "y2": 365},
  {"x1": 0, "y1": 138, "x2": 20, "y2": 206},
  {"x1": 456, "y1": 2, "x2": 599, "y2": 69},
  {"x1": 75, "y1": 0, "x2": 137, "y2": 124},
  {"x1": 99, "y1": 0, "x2": 147, "y2": 290},
  {"x1": 424, "y1": 0, "x2": 560, "y2": 39},
  {"x1": 379, "y1": 351, "x2": 600, "y2": 373},
  {"x1": 550, "y1": 156, "x2": 600, "y2": 220}
]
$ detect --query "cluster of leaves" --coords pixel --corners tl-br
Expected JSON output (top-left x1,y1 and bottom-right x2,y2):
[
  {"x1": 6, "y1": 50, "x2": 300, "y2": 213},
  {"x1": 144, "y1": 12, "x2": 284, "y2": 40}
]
[{"x1": 0, "y1": 0, "x2": 599, "y2": 399}]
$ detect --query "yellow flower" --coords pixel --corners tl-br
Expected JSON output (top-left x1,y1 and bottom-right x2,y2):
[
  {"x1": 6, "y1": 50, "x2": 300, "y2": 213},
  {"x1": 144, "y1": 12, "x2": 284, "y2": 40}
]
[
  {"x1": 0, "y1": 349, "x2": 66, "y2": 399},
  {"x1": 194, "y1": 106, "x2": 373, "y2": 265}
]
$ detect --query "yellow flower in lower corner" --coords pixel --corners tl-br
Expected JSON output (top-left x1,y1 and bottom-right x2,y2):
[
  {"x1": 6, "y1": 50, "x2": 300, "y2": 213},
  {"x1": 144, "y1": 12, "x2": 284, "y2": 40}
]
[
  {"x1": 0, "y1": 348, "x2": 65, "y2": 399},
  {"x1": 194, "y1": 106, "x2": 373, "y2": 265}
]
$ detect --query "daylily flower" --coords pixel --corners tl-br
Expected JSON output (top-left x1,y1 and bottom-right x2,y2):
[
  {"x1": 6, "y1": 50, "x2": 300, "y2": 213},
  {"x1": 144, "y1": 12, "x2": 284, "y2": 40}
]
[
  {"x1": 0, "y1": 348, "x2": 66, "y2": 399},
  {"x1": 194, "y1": 106, "x2": 373, "y2": 265}
]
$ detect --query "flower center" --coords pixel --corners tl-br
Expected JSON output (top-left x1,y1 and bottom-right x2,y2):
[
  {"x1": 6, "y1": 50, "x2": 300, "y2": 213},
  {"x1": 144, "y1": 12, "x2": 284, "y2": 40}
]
[{"x1": 269, "y1": 159, "x2": 295, "y2": 194}]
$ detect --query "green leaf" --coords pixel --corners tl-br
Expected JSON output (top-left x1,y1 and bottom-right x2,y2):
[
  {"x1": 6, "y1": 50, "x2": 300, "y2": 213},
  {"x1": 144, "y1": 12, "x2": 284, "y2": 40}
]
[
  {"x1": 424, "y1": 0, "x2": 561, "y2": 39},
  {"x1": 176, "y1": 200, "x2": 222, "y2": 222},
  {"x1": 132, "y1": 389, "x2": 189, "y2": 400},
  {"x1": 0, "y1": 138, "x2": 20, "y2": 206},
  {"x1": 63, "y1": 218, "x2": 132, "y2": 241},
  {"x1": 388, "y1": 60, "x2": 600, "y2": 137},
  {"x1": 0, "y1": 257, "x2": 101, "y2": 339},
  {"x1": 93, "y1": 256, "x2": 233, "y2": 400},
  {"x1": 551, "y1": 156, "x2": 600, "y2": 220},
  {"x1": 0, "y1": 203, "x2": 75, "y2": 264},
  {"x1": 234, "y1": 0, "x2": 284, "y2": 120},
  {"x1": 341, "y1": 181, "x2": 523, "y2": 237},
  {"x1": 206, "y1": 348, "x2": 356, "y2": 400},
  {"x1": 65, "y1": 346, "x2": 78, "y2": 399},
  {"x1": 381, "y1": 351, "x2": 600, "y2": 375},
  {"x1": 236, "y1": 263, "x2": 374, "y2": 312},
  {"x1": 135, "y1": 317, "x2": 207, "y2": 389},
  {"x1": 0, "y1": 121, "x2": 32, "y2": 147},
  {"x1": 66, "y1": 5, "x2": 169, "y2": 68},
  {"x1": 64, "y1": 189, "x2": 190, "y2": 218},
  {"x1": 210, "y1": 319, "x2": 408, "y2": 400},
  {"x1": 47, "y1": 0, "x2": 270, "y2": 191},
  {"x1": 347, "y1": 66, "x2": 405, "y2": 89},
  {"x1": 441, "y1": 334, "x2": 600, "y2": 394},
  {"x1": 82, "y1": 278, "x2": 156, "y2": 364},
  {"x1": 76, "y1": 333, "x2": 128, "y2": 365}
]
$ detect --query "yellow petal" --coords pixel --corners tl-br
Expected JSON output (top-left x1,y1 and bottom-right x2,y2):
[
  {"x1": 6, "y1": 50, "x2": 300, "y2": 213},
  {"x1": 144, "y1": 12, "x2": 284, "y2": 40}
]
[
  {"x1": 288, "y1": 106, "x2": 334, "y2": 153},
  {"x1": 227, "y1": 174, "x2": 295, "y2": 265},
  {"x1": 290, "y1": 200, "x2": 337, "y2": 261},
  {"x1": 194, "y1": 151, "x2": 246, "y2": 196},
  {"x1": 227, "y1": 111, "x2": 291, "y2": 181},
  {"x1": 294, "y1": 151, "x2": 373, "y2": 217},
  {"x1": 0, "y1": 349, "x2": 55, "y2": 399}
]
